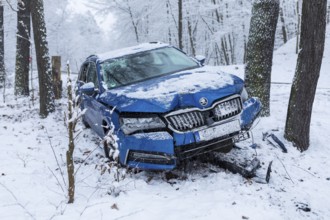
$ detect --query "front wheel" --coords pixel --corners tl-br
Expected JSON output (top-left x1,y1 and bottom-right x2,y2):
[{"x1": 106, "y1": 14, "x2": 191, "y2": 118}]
[
  {"x1": 82, "y1": 115, "x2": 90, "y2": 128},
  {"x1": 103, "y1": 141, "x2": 111, "y2": 160}
]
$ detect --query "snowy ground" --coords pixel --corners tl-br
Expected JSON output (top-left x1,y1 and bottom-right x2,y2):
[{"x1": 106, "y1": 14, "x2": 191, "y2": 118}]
[{"x1": 1, "y1": 33, "x2": 330, "y2": 219}]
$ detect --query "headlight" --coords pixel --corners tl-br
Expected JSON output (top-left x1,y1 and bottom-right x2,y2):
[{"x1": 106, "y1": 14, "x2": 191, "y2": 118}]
[
  {"x1": 240, "y1": 87, "x2": 249, "y2": 102},
  {"x1": 120, "y1": 116, "x2": 166, "y2": 134}
]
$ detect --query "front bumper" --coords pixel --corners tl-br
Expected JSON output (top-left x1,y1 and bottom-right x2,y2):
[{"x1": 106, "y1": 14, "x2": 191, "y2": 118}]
[{"x1": 119, "y1": 97, "x2": 261, "y2": 170}]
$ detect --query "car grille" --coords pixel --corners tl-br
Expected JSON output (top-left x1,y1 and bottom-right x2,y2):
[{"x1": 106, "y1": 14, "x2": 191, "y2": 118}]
[{"x1": 165, "y1": 96, "x2": 242, "y2": 132}]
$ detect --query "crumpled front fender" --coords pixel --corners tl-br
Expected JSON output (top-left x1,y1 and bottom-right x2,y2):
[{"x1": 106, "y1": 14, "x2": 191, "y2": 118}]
[{"x1": 240, "y1": 97, "x2": 262, "y2": 130}]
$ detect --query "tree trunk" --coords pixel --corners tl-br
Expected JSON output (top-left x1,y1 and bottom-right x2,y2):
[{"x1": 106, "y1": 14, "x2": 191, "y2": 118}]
[
  {"x1": 166, "y1": 1, "x2": 172, "y2": 44},
  {"x1": 15, "y1": 0, "x2": 31, "y2": 96},
  {"x1": 296, "y1": 1, "x2": 301, "y2": 54},
  {"x1": 127, "y1": 2, "x2": 139, "y2": 43},
  {"x1": 242, "y1": 23, "x2": 247, "y2": 64},
  {"x1": 229, "y1": 33, "x2": 235, "y2": 64},
  {"x1": 178, "y1": 0, "x2": 183, "y2": 50},
  {"x1": 284, "y1": 0, "x2": 327, "y2": 151},
  {"x1": 244, "y1": 0, "x2": 280, "y2": 117},
  {"x1": 31, "y1": 0, "x2": 55, "y2": 117},
  {"x1": 187, "y1": 14, "x2": 196, "y2": 56},
  {"x1": 280, "y1": 6, "x2": 287, "y2": 44},
  {"x1": 327, "y1": 4, "x2": 330, "y2": 24},
  {"x1": 52, "y1": 56, "x2": 62, "y2": 99},
  {"x1": 0, "y1": 2, "x2": 5, "y2": 88},
  {"x1": 66, "y1": 63, "x2": 75, "y2": 204},
  {"x1": 221, "y1": 36, "x2": 229, "y2": 65}
]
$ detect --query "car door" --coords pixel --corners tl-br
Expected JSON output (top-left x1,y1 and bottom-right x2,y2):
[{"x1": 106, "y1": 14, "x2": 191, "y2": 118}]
[{"x1": 77, "y1": 61, "x2": 105, "y2": 136}]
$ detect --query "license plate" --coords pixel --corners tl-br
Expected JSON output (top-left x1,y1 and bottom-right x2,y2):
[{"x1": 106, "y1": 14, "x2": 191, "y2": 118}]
[{"x1": 198, "y1": 120, "x2": 241, "y2": 141}]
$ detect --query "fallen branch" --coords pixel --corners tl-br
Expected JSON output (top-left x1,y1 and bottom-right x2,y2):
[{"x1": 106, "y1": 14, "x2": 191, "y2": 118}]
[
  {"x1": 266, "y1": 161, "x2": 273, "y2": 183},
  {"x1": 263, "y1": 132, "x2": 287, "y2": 153},
  {"x1": 74, "y1": 145, "x2": 100, "y2": 176},
  {"x1": 48, "y1": 167, "x2": 65, "y2": 193},
  {"x1": 275, "y1": 153, "x2": 294, "y2": 184},
  {"x1": 0, "y1": 183, "x2": 36, "y2": 220},
  {"x1": 270, "y1": 134, "x2": 287, "y2": 153},
  {"x1": 44, "y1": 127, "x2": 67, "y2": 188}
]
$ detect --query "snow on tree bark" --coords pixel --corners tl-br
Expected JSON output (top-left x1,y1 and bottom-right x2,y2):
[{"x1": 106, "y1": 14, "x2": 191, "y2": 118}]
[
  {"x1": 285, "y1": 0, "x2": 327, "y2": 151},
  {"x1": 244, "y1": 0, "x2": 279, "y2": 117},
  {"x1": 0, "y1": 3, "x2": 4, "y2": 88},
  {"x1": 15, "y1": 0, "x2": 31, "y2": 96},
  {"x1": 31, "y1": 0, "x2": 55, "y2": 117},
  {"x1": 66, "y1": 63, "x2": 75, "y2": 204}
]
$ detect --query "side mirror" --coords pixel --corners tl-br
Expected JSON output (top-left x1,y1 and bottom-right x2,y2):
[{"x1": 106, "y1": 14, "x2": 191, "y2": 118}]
[
  {"x1": 80, "y1": 82, "x2": 96, "y2": 96},
  {"x1": 195, "y1": 55, "x2": 206, "y2": 66}
]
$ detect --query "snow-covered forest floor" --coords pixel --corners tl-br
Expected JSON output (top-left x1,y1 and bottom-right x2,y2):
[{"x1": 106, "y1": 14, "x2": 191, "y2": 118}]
[{"x1": 1, "y1": 31, "x2": 330, "y2": 219}]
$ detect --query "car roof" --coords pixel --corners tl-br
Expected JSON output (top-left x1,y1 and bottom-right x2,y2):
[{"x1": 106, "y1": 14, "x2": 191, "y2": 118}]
[{"x1": 95, "y1": 42, "x2": 170, "y2": 62}]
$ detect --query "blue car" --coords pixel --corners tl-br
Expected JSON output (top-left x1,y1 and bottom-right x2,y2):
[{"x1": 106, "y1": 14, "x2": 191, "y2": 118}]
[{"x1": 76, "y1": 42, "x2": 261, "y2": 170}]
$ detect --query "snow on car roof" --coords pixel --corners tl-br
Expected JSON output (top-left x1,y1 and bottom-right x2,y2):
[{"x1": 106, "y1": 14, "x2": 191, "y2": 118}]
[{"x1": 96, "y1": 42, "x2": 169, "y2": 61}]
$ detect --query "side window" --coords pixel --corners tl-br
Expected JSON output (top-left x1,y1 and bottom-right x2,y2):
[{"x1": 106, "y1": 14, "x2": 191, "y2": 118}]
[
  {"x1": 78, "y1": 64, "x2": 88, "y2": 82},
  {"x1": 86, "y1": 62, "x2": 98, "y2": 87}
]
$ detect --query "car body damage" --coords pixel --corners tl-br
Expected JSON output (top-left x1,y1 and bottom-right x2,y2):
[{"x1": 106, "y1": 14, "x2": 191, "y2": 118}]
[{"x1": 76, "y1": 42, "x2": 262, "y2": 170}]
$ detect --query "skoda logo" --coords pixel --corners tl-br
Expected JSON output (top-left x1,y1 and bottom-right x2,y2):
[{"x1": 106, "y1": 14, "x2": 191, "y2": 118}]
[{"x1": 199, "y1": 97, "x2": 208, "y2": 106}]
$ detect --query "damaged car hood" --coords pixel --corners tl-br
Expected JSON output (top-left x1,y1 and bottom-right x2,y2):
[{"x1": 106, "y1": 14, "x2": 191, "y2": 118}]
[{"x1": 98, "y1": 66, "x2": 244, "y2": 113}]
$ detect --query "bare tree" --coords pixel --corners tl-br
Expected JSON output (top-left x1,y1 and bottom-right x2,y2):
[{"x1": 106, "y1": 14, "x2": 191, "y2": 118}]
[
  {"x1": 31, "y1": 0, "x2": 55, "y2": 117},
  {"x1": 15, "y1": 0, "x2": 31, "y2": 96},
  {"x1": 66, "y1": 63, "x2": 75, "y2": 203},
  {"x1": 125, "y1": 0, "x2": 140, "y2": 43},
  {"x1": 279, "y1": 3, "x2": 287, "y2": 43},
  {"x1": 178, "y1": 0, "x2": 183, "y2": 50},
  {"x1": 285, "y1": 0, "x2": 327, "y2": 151},
  {"x1": 244, "y1": 0, "x2": 280, "y2": 117},
  {"x1": 327, "y1": 2, "x2": 330, "y2": 24},
  {"x1": 0, "y1": 1, "x2": 5, "y2": 88},
  {"x1": 296, "y1": 0, "x2": 301, "y2": 54},
  {"x1": 94, "y1": 0, "x2": 301, "y2": 66}
]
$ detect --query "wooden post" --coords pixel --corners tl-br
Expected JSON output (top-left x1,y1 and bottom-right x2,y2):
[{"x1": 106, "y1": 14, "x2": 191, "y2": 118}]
[{"x1": 52, "y1": 56, "x2": 62, "y2": 99}]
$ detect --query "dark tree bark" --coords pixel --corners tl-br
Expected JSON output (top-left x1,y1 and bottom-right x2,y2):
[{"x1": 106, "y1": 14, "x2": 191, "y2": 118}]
[
  {"x1": 31, "y1": 0, "x2": 55, "y2": 117},
  {"x1": 327, "y1": 4, "x2": 330, "y2": 24},
  {"x1": 66, "y1": 63, "x2": 75, "y2": 203},
  {"x1": 52, "y1": 56, "x2": 62, "y2": 99},
  {"x1": 244, "y1": 0, "x2": 280, "y2": 117},
  {"x1": 166, "y1": 1, "x2": 172, "y2": 44},
  {"x1": 178, "y1": 0, "x2": 183, "y2": 50},
  {"x1": 127, "y1": 2, "x2": 139, "y2": 43},
  {"x1": 296, "y1": 1, "x2": 301, "y2": 54},
  {"x1": 280, "y1": 6, "x2": 287, "y2": 44},
  {"x1": 0, "y1": 2, "x2": 5, "y2": 88},
  {"x1": 221, "y1": 36, "x2": 229, "y2": 65},
  {"x1": 15, "y1": 0, "x2": 31, "y2": 96},
  {"x1": 211, "y1": 0, "x2": 222, "y2": 25},
  {"x1": 285, "y1": 0, "x2": 327, "y2": 151},
  {"x1": 187, "y1": 19, "x2": 195, "y2": 56}
]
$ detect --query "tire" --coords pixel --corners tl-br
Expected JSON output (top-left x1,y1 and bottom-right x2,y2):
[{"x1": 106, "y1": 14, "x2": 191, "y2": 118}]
[
  {"x1": 103, "y1": 122, "x2": 112, "y2": 160},
  {"x1": 103, "y1": 141, "x2": 111, "y2": 160},
  {"x1": 82, "y1": 115, "x2": 90, "y2": 128}
]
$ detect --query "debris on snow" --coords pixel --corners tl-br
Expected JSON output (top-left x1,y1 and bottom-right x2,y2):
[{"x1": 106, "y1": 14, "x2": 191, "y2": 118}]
[
  {"x1": 266, "y1": 161, "x2": 273, "y2": 183},
  {"x1": 263, "y1": 131, "x2": 288, "y2": 153}
]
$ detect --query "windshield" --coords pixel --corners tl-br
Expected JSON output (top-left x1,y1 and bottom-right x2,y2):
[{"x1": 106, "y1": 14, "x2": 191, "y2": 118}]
[{"x1": 100, "y1": 47, "x2": 199, "y2": 89}]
